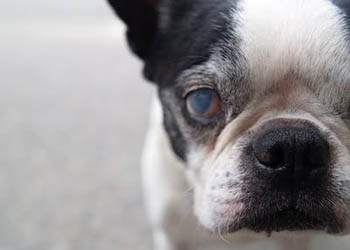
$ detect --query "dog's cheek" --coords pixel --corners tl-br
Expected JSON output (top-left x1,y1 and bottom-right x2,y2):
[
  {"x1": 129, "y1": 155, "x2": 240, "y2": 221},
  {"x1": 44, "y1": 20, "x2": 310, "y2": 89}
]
[{"x1": 188, "y1": 144, "x2": 246, "y2": 231}]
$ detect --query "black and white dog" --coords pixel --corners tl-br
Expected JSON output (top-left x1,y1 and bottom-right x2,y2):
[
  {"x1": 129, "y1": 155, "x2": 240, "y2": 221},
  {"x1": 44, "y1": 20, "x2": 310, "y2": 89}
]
[{"x1": 108, "y1": 0, "x2": 350, "y2": 249}]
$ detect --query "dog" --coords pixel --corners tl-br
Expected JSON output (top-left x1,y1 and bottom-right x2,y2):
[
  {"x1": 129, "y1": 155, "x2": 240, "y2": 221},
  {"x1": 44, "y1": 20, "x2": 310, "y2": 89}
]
[{"x1": 108, "y1": 0, "x2": 350, "y2": 249}]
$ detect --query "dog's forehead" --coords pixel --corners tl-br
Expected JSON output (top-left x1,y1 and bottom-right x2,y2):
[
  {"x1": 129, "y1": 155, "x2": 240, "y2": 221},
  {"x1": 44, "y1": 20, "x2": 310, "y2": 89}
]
[{"x1": 234, "y1": 0, "x2": 350, "y2": 85}]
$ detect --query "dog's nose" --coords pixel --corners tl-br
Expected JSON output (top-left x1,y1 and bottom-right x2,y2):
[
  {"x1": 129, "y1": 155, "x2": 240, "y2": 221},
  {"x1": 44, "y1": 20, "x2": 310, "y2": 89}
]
[{"x1": 252, "y1": 127, "x2": 330, "y2": 176}]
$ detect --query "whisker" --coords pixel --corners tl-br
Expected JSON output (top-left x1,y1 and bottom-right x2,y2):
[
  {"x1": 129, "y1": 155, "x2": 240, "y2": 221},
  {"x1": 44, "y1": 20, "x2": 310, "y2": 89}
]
[{"x1": 218, "y1": 226, "x2": 232, "y2": 246}]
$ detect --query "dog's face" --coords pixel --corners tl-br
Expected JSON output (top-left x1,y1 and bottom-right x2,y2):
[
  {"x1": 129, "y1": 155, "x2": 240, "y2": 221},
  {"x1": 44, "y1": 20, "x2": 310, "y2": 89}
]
[{"x1": 110, "y1": 0, "x2": 350, "y2": 235}]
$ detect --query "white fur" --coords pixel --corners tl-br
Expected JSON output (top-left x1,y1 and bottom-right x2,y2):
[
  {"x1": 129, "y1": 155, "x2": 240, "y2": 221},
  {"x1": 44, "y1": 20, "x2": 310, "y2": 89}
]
[
  {"x1": 235, "y1": 0, "x2": 350, "y2": 89},
  {"x1": 141, "y1": 97, "x2": 198, "y2": 250}
]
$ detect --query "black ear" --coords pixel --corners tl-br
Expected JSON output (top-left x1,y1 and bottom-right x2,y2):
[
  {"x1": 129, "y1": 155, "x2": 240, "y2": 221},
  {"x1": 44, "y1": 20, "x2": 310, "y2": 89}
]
[{"x1": 107, "y1": 0, "x2": 160, "y2": 60}]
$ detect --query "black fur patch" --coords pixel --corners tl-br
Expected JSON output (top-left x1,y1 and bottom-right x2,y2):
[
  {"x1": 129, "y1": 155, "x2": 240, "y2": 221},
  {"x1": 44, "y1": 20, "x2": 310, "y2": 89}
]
[{"x1": 147, "y1": 0, "x2": 239, "y2": 84}]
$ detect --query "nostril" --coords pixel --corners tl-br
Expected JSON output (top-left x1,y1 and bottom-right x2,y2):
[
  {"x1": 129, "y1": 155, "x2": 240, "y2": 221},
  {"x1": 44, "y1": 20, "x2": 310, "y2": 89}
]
[
  {"x1": 253, "y1": 128, "x2": 291, "y2": 170},
  {"x1": 254, "y1": 143, "x2": 284, "y2": 168}
]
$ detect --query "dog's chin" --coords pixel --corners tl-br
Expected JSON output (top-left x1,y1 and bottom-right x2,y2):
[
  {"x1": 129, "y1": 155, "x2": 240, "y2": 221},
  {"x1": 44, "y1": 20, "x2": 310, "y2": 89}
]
[
  {"x1": 200, "y1": 206, "x2": 346, "y2": 237},
  {"x1": 226, "y1": 209, "x2": 342, "y2": 235}
]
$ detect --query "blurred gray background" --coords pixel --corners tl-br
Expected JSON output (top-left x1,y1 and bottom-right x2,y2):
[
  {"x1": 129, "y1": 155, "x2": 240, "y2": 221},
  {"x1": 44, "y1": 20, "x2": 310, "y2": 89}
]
[{"x1": 0, "y1": 1, "x2": 153, "y2": 249}]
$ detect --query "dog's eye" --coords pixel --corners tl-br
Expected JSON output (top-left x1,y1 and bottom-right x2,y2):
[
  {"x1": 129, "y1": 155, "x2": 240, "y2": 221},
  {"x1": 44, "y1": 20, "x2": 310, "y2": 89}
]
[{"x1": 185, "y1": 88, "x2": 221, "y2": 120}]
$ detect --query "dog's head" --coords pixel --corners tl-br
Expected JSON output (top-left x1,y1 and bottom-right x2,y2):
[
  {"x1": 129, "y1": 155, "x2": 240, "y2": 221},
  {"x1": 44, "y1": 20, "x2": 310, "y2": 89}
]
[{"x1": 110, "y1": 0, "x2": 350, "y2": 236}]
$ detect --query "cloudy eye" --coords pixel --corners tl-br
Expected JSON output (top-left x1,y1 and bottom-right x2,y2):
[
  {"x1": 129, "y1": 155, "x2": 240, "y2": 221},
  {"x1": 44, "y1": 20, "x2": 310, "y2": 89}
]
[{"x1": 185, "y1": 88, "x2": 221, "y2": 120}]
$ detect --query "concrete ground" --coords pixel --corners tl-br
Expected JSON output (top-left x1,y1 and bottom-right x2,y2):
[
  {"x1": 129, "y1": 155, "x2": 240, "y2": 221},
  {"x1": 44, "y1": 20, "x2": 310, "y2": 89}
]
[{"x1": 0, "y1": 1, "x2": 153, "y2": 249}]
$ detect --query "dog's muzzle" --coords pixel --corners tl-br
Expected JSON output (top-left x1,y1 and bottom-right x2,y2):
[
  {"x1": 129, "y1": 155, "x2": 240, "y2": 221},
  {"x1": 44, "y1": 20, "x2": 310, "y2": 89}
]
[{"x1": 230, "y1": 119, "x2": 343, "y2": 234}]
